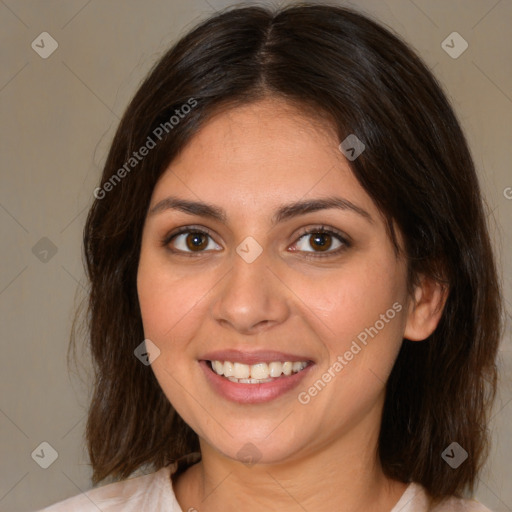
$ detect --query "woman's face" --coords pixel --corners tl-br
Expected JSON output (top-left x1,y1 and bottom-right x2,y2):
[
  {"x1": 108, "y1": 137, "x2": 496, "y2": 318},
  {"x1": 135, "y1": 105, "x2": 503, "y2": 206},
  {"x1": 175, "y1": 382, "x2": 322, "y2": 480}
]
[{"x1": 137, "y1": 98, "x2": 412, "y2": 465}]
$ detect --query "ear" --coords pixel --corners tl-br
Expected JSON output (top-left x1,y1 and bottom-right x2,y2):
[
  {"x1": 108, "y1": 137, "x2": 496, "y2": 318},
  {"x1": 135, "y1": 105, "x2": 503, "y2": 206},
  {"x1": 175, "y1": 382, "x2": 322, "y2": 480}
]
[{"x1": 404, "y1": 275, "x2": 448, "y2": 341}]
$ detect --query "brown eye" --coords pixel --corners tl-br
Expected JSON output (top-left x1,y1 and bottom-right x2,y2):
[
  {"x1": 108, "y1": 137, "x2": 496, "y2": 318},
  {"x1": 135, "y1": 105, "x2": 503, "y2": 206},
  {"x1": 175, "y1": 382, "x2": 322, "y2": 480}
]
[
  {"x1": 185, "y1": 232, "x2": 209, "y2": 251},
  {"x1": 308, "y1": 233, "x2": 333, "y2": 252},
  {"x1": 166, "y1": 229, "x2": 222, "y2": 254},
  {"x1": 292, "y1": 228, "x2": 348, "y2": 257}
]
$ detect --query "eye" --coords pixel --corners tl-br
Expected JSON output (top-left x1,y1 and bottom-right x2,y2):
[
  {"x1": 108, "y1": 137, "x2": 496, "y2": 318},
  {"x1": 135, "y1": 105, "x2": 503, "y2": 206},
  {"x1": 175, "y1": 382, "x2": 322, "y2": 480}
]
[
  {"x1": 291, "y1": 227, "x2": 350, "y2": 257},
  {"x1": 163, "y1": 227, "x2": 221, "y2": 254}
]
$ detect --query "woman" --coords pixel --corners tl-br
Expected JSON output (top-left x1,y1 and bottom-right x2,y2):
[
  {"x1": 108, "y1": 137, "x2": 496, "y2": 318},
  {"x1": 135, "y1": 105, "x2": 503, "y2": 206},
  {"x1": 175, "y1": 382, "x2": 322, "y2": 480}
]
[{"x1": 39, "y1": 3, "x2": 502, "y2": 511}]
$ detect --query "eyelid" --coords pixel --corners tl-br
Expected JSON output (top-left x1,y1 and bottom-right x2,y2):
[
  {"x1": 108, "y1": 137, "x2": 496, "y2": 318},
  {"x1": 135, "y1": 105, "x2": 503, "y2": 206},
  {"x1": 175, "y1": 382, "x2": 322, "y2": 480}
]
[{"x1": 294, "y1": 225, "x2": 351, "y2": 244}]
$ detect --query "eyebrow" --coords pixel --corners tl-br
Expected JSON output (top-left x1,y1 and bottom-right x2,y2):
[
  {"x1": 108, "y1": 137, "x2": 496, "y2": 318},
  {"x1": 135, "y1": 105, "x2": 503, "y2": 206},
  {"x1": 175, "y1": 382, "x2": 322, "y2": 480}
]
[{"x1": 148, "y1": 195, "x2": 373, "y2": 225}]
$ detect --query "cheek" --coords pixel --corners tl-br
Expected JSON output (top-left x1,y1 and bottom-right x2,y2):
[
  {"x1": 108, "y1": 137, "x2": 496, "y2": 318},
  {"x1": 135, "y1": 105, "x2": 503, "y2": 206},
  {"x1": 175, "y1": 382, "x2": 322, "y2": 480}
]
[
  {"x1": 291, "y1": 258, "x2": 408, "y2": 411},
  {"x1": 291, "y1": 254, "x2": 406, "y2": 346},
  {"x1": 292, "y1": 264, "x2": 406, "y2": 418},
  {"x1": 136, "y1": 250, "x2": 219, "y2": 352}
]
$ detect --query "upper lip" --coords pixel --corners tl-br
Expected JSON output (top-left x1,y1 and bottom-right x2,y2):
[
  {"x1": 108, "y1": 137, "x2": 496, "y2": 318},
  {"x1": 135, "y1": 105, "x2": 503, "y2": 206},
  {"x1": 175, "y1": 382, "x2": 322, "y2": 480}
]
[{"x1": 199, "y1": 349, "x2": 314, "y2": 365}]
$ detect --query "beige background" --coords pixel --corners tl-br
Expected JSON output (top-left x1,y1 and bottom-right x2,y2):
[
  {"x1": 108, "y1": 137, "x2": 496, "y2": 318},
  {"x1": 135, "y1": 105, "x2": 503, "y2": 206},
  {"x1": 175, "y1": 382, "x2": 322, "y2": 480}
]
[{"x1": 0, "y1": 0, "x2": 511, "y2": 510}]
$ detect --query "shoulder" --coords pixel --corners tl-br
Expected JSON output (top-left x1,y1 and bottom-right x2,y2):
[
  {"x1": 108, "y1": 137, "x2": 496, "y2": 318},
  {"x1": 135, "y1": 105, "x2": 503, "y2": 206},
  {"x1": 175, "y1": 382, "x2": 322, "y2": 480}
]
[
  {"x1": 392, "y1": 483, "x2": 493, "y2": 512},
  {"x1": 35, "y1": 465, "x2": 180, "y2": 512}
]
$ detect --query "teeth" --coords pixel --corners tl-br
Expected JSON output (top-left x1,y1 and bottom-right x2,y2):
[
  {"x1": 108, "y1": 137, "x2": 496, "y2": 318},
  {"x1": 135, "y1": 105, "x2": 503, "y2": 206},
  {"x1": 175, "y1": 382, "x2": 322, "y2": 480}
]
[
  {"x1": 282, "y1": 362, "x2": 293, "y2": 376},
  {"x1": 212, "y1": 361, "x2": 224, "y2": 375},
  {"x1": 210, "y1": 360, "x2": 308, "y2": 381},
  {"x1": 223, "y1": 361, "x2": 234, "y2": 377},
  {"x1": 233, "y1": 362, "x2": 250, "y2": 379},
  {"x1": 228, "y1": 377, "x2": 274, "y2": 384},
  {"x1": 292, "y1": 362, "x2": 304, "y2": 372},
  {"x1": 251, "y1": 363, "x2": 269, "y2": 380},
  {"x1": 269, "y1": 362, "x2": 282, "y2": 377}
]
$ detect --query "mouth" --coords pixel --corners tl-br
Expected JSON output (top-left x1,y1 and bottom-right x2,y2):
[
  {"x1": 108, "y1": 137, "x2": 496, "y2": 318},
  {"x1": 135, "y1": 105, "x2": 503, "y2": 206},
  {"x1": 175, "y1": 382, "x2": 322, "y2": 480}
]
[{"x1": 198, "y1": 350, "x2": 315, "y2": 403}]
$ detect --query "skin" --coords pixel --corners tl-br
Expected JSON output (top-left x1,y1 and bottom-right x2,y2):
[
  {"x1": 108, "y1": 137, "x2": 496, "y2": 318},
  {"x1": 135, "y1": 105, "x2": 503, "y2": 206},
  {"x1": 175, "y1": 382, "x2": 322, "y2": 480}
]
[{"x1": 137, "y1": 97, "x2": 447, "y2": 512}]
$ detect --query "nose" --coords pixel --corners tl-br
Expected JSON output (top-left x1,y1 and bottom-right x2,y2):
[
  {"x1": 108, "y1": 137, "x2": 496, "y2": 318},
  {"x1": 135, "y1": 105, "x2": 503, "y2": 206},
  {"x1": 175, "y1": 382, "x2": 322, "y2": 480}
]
[{"x1": 210, "y1": 247, "x2": 291, "y2": 335}]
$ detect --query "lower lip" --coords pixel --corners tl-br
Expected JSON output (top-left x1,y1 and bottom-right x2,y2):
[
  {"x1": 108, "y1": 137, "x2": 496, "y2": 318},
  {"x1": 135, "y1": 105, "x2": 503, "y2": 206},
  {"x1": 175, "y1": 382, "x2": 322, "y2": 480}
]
[{"x1": 199, "y1": 361, "x2": 314, "y2": 404}]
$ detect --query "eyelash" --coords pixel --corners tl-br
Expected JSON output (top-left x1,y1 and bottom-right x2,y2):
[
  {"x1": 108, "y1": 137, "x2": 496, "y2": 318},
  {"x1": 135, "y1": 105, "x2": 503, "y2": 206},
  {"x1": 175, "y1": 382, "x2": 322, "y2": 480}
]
[
  {"x1": 293, "y1": 226, "x2": 351, "y2": 257},
  {"x1": 161, "y1": 225, "x2": 351, "y2": 259}
]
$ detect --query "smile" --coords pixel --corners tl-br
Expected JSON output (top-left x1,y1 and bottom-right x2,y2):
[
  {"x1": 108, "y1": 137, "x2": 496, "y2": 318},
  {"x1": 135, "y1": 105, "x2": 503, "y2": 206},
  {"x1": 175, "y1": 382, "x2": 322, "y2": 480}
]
[{"x1": 199, "y1": 351, "x2": 315, "y2": 404}]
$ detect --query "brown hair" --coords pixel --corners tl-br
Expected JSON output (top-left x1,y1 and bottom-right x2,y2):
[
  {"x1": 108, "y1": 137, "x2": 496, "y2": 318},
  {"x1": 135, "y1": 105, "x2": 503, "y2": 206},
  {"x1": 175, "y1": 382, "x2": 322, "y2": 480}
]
[{"x1": 74, "y1": 2, "x2": 503, "y2": 502}]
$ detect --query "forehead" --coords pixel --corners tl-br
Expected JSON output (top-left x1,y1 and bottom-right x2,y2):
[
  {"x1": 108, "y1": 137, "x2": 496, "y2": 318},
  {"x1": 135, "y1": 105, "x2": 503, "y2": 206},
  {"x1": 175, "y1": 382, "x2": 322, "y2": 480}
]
[
  {"x1": 180, "y1": 97, "x2": 340, "y2": 169},
  {"x1": 150, "y1": 98, "x2": 379, "y2": 222}
]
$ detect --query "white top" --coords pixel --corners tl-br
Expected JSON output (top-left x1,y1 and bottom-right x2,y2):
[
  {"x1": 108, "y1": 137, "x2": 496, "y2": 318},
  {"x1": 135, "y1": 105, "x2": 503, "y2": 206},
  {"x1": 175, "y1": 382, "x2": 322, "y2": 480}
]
[{"x1": 36, "y1": 461, "x2": 492, "y2": 512}]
